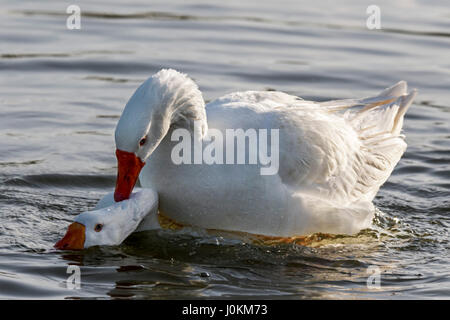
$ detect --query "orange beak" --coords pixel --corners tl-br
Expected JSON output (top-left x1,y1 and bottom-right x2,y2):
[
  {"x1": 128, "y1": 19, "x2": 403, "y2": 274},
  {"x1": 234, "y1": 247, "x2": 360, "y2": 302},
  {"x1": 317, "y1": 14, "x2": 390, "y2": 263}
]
[
  {"x1": 54, "y1": 222, "x2": 86, "y2": 250},
  {"x1": 114, "y1": 149, "x2": 145, "y2": 202}
]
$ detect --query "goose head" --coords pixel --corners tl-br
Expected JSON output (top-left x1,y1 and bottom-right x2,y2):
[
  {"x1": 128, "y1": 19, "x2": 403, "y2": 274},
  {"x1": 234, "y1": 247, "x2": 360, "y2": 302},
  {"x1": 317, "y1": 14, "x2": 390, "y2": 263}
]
[
  {"x1": 54, "y1": 189, "x2": 158, "y2": 250},
  {"x1": 113, "y1": 69, "x2": 207, "y2": 202}
]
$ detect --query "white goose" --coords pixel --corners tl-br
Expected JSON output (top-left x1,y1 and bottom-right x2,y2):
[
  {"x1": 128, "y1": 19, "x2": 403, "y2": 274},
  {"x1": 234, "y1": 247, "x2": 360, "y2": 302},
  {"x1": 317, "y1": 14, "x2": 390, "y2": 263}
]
[{"x1": 55, "y1": 69, "x2": 416, "y2": 249}]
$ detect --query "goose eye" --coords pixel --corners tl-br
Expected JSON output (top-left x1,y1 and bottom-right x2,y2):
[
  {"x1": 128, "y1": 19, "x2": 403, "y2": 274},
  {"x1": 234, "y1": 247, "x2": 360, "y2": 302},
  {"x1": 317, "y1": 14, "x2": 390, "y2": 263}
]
[
  {"x1": 94, "y1": 224, "x2": 103, "y2": 232},
  {"x1": 139, "y1": 137, "x2": 147, "y2": 146}
]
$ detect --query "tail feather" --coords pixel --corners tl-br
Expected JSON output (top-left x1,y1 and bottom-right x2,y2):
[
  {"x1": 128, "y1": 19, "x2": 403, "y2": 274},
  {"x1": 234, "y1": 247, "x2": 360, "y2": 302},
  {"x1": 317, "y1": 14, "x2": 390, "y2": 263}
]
[
  {"x1": 318, "y1": 82, "x2": 417, "y2": 171},
  {"x1": 348, "y1": 88, "x2": 417, "y2": 137},
  {"x1": 323, "y1": 81, "x2": 416, "y2": 138},
  {"x1": 349, "y1": 83, "x2": 417, "y2": 199},
  {"x1": 320, "y1": 81, "x2": 410, "y2": 115},
  {"x1": 378, "y1": 80, "x2": 407, "y2": 98},
  {"x1": 307, "y1": 82, "x2": 417, "y2": 204},
  {"x1": 392, "y1": 89, "x2": 417, "y2": 135}
]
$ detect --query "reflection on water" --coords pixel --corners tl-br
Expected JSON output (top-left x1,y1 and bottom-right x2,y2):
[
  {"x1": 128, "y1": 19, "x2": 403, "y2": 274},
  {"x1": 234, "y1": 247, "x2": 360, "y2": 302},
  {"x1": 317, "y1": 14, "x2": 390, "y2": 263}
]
[{"x1": 0, "y1": 0, "x2": 449, "y2": 299}]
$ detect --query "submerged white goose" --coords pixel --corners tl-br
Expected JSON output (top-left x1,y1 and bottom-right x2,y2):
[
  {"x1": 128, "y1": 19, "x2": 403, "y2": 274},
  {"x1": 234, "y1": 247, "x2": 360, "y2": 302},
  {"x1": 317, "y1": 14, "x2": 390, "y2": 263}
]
[{"x1": 55, "y1": 69, "x2": 416, "y2": 249}]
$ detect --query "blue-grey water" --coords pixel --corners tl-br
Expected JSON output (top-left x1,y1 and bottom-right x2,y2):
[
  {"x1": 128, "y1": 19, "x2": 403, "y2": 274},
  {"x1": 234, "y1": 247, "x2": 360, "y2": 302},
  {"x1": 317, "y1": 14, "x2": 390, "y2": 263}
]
[{"x1": 0, "y1": 0, "x2": 449, "y2": 299}]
